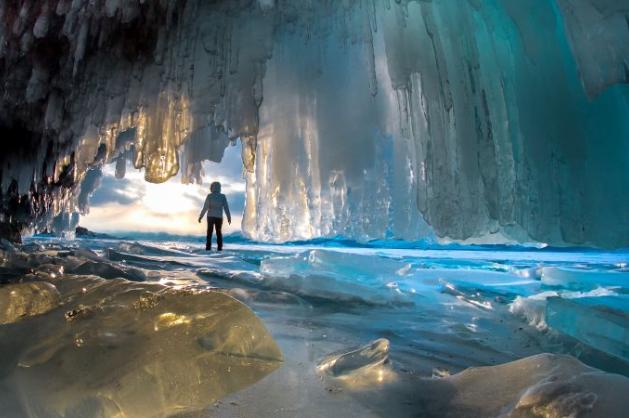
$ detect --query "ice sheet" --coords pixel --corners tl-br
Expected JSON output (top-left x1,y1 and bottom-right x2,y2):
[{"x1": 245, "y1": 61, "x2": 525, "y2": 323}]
[{"x1": 1, "y1": 236, "x2": 627, "y2": 417}]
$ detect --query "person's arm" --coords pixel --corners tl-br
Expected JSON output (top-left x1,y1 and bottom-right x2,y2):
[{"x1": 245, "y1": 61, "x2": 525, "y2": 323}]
[
  {"x1": 223, "y1": 195, "x2": 232, "y2": 224},
  {"x1": 198, "y1": 196, "x2": 209, "y2": 222}
]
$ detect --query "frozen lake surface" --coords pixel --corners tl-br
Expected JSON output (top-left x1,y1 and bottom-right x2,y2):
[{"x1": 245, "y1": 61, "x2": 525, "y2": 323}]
[{"x1": 1, "y1": 236, "x2": 628, "y2": 417}]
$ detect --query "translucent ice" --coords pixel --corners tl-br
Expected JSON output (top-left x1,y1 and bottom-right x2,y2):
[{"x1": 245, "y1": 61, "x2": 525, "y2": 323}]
[
  {"x1": 67, "y1": 260, "x2": 146, "y2": 281},
  {"x1": 547, "y1": 295, "x2": 629, "y2": 361},
  {"x1": 510, "y1": 287, "x2": 617, "y2": 330},
  {"x1": 541, "y1": 267, "x2": 629, "y2": 290},
  {"x1": 0, "y1": 276, "x2": 282, "y2": 418},
  {"x1": 105, "y1": 248, "x2": 191, "y2": 269},
  {"x1": 116, "y1": 241, "x2": 189, "y2": 257},
  {"x1": 316, "y1": 338, "x2": 398, "y2": 390},
  {"x1": 444, "y1": 353, "x2": 629, "y2": 418},
  {"x1": 1, "y1": 0, "x2": 628, "y2": 247},
  {"x1": 0, "y1": 282, "x2": 60, "y2": 325},
  {"x1": 314, "y1": 344, "x2": 629, "y2": 417},
  {"x1": 241, "y1": 0, "x2": 629, "y2": 246},
  {"x1": 259, "y1": 250, "x2": 413, "y2": 305},
  {"x1": 261, "y1": 250, "x2": 412, "y2": 284},
  {"x1": 317, "y1": 338, "x2": 390, "y2": 377}
]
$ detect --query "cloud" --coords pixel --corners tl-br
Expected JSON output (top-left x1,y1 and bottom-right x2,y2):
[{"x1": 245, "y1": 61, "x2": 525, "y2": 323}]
[
  {"x1": 224, "y1": 191, "x2": 245, "y2": 214},
  {"x1": 89, "y1": 176, "x2": 144, "y2": 207},
  {"x1": 183, "y1": 191, "x2": 206, "y2": 207},
  {"x1": 81, "y1": 202, "x2": 243, "y2": 235},
  {"x1": 203, "y1": 143, "x2": 244, "y2": 180}
]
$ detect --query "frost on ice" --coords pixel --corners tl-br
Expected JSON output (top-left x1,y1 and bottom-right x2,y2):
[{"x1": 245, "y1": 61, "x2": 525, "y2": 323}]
[{"x1": 1, "y1": 0, "x2": 628, "y2": 247}]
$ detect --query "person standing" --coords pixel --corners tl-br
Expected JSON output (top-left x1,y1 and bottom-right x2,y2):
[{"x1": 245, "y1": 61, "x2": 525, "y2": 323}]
[{"x1": 198, "y1": 182, "x2": 231, "y2": 251}]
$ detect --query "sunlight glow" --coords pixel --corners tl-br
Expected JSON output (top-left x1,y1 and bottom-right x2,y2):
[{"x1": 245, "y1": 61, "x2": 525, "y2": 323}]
[
  {"x1": 142, "y1": 182, "x2": 199, "y2": 214},
  {"x1": 83, "y1": 203, "x2": 242, "y2": 235},
  {"x1": 81, "y1": 150, "x2": 245, "y2": 236}
]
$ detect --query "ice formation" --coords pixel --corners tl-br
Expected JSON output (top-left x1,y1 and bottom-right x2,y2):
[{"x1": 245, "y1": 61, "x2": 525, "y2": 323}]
[
  {"x1": 317, "y1": 338, "x2": 390, "y2": 377},
  {"x1": 442, "y1": 353, "x2": 629, "y2": 418},
  {"x1": 509, "y1": 265, "x2": 629, "y2": 361},
  {"x1": 0, "y1": 281, "x2": 60, "y2": 324},
  {"x1": 1, "y1": 234, "x2": 628, "y2": 416},
  {"x1": 547, "y1": 295, "x2": 629, "y2": 361},
  {"x1": 541, "y1": 266, "x2": 628, "y2": 290},
  {"x1": 1, "y1": 0, "x2": 628, "y2": 246},
  {"x1": 0, "y1": 262, "x2": 282, "y2": 416},
  {"x1": 258, "y1": 250, "x2": 414, "y2": 305},
  {"x1": 317, "y1": 342, "x2": 629, "y2": 417}
]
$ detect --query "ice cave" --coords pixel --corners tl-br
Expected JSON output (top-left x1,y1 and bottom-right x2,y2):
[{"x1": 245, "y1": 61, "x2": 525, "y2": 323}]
[{"x1": 0, "y1": 1, "x2": 628, "y2": 417}]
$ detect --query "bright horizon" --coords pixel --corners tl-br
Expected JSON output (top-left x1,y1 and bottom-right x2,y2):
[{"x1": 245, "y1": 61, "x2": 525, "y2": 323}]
[{"x1": 81, "y1": 144, "x2": 245, "y2": 236}]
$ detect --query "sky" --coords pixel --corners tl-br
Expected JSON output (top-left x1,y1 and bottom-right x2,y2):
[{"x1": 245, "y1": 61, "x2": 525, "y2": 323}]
[{"x1": 81, "y1": 144, "x2": 245, "y2": 236}]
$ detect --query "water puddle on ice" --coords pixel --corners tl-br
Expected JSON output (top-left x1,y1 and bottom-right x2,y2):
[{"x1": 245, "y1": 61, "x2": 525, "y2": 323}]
[{"x1": 1, "y1": 237, "x2": 627, "y2": 417}]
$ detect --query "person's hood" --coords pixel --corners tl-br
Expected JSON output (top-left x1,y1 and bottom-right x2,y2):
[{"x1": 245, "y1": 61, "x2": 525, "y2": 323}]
[{"x1": 210, "y1": 182, "x2": 221, "y2": 193}]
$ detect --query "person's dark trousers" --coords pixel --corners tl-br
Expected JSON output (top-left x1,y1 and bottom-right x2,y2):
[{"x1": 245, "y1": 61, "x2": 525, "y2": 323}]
[{"x1": 206, "y1": 217, "x2": 223, "y2": 251}]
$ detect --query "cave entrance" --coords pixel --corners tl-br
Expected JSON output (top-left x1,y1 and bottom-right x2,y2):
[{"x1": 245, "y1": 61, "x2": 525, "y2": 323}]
[{"x1": 79, "y1": 143, "x2": 245, "y2": 239}]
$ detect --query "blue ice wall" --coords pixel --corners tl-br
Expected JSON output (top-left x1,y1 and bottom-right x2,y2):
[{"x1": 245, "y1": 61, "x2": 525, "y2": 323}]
[{"x1": 243, "y1": 0, "x2": 629, "y2": 247}]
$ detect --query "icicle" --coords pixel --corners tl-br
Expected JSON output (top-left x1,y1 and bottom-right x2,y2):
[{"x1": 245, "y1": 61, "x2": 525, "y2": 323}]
[
  {"x1": 105, "y1": 0, "x2": 121, "y2": 18},
  {"x1": 73, "y1": 21, "x2": 88, "y2": 76},
  {"x1": 241, "y1": 136, "x2": 257, "y2": 173},
  {"x1": 364, "y1": 3, "x2": 378, "y2": 97},
  {"x1": 33, "y1": 2, "x2": 50, "y2": 39}
]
